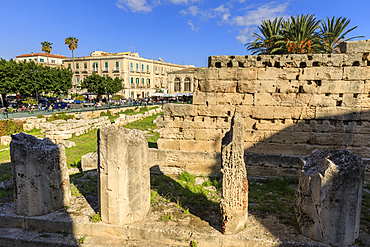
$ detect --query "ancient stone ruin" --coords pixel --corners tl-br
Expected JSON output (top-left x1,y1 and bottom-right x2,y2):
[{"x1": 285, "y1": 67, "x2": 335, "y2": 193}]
[
  {"x1": 98, "y1": 125, "x2": 150, "y2": 225},
  {"x1": 294, "y1": 149, "x2": 366, "y2": 246},
  {"x1": 10, "y1": 133, "x2": 70, "y2": 216},
  {"x1": 155, "y1": 39, "x2": 370, "y2": 181},
  {"x1": 220, "y1": 114, "x2": 248, "y2": 235}
]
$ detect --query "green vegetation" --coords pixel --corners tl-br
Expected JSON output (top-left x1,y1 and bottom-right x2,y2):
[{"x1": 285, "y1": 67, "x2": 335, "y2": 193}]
[
  {"x1": 47, "y1": 112, "x2": 74, "y2": 122},
  {"x1": 81, "y1": 73, "x2": 123, "y2": 100},
  {"x1": 190, "y1": 240, "x2": 197, "y2": 247},
  {"x1": 0, "y1": 59, "x2": 72, "y2": 99},
  {"x1": 0, "y1": 119, "x2": 25, "y2": 136},
  {"x1": 90, "y1": 212, "x2": 101, "y2": 223},
  {"x1": 160, "y1": 213, "x2": 174, "y2": 222},
  {"x1": 123, "y1": 113, "x2": 161, "y2": 148},
  {"x1": 0, "y1": 150, "x2": 10, "y2": 163},
  {"x1": 246, "y1": 14, "x2": 362, "y2": 54},
  {"x1": 78, "y1": 235, "x2": 86, "y2": 245},
  {"x1": 65, "y1": 130, "x2": 98, "y2": 168}
]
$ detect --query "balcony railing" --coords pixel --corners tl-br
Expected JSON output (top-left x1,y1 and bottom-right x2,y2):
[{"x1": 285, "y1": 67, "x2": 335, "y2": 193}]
[
  {"x1": 112, "y1": 67, "x2": 120, "y2": 72},
  {"x1": 82, "y1": 68, "x2": 88, "y2": 73},
  {"x1": 102, "y1": 67, "x2": 109, "y2": 72},
  {"x1": 92, "y1": 68, "x2": 98, "y2": 72}
]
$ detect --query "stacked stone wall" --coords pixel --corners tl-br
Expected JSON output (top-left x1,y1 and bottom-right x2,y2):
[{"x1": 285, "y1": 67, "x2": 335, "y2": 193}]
[{"x1": 156, "y1": 40, "x2": 370, "y2": 179}]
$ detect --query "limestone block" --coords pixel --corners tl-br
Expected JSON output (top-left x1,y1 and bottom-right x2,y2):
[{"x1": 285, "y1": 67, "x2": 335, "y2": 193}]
[
  {"x1": 220, "y1": 114, "x2": 248, "y2": 235},
  {"x1": 294, "y1": 149, "x2": 366, "y2": 246},
  {"x1": 321, "y1": 54, "x2": 343, "y2": 67},
  {"x1": 197, "y1": 105, "x2": 235, "y2": 117},
  {"x1": 316, "y1": 107, "x2": 361, "y2": 121},
  {"x1": 194, "y1": 129, "x2": 222, "y2": 141},
  {"x1": 341, "y1": 53, "x2": 365, "y2": 67},
  {"x1": 23, "y1": 123, "x2": 34, "y2": 131},
  {"x1": 254, "y1": 93, "x2": 279, "y2": 106},
  {"x1": 342, "y1": 94, "x2": 360, "y2": 107},
  {"x1": 299, "y1": 67, "x2": 342, "y2": 80},
  {"x1": 157, "y1": 139, "x2": 181, "y2": 150},
  {"x1": 275, "y1": 80, "x2": 300, "y2": 94},
  {"x1": 236, "y1": 68, "x2": 258, "y2": 80},
  {"x1": 353, "y1": 134, "x2": 370, "y2": 147},
  {"x1": 257, "y1": 67, "x2": 298, "y2": 80},
  {"x1": 10, "y1": 133, "x2": 70, "y2": 216},
  {"x1": 98, "y1": 125, "x2": 150, "y2": 225},
  {"x1": 195, "y1": 67, "x2": 219, "y2": 80},
  {"x1": 343, "y1": 67, "x2": 370, "y2": 80},
  {"x1": 163, "y1": 104, "x2": 197, "y2": 117},
  {"x1": 237, "y1": 80, "x2": 276, "y2": 94},
  {"x1": 198, "y1": 79, "x2": 237, "y2": 93},
  {"x1": 1, "y1": 136, "x2": 11, "y2": 146},
  {"x1": 317, "y1": 80, "x2": 364, "y2": 94},
  {"x1": 312, "y1": 95, "x2": 336, "y2": 107},
  {"x1": 340, "y1": 40, "x2": 370, "y2": 53},
  {"x1": 218, "y1": 68, "x2": 238, "y2": 80},
  {"x1": 179, "y1": 140, "x2": 221, "y2": 152},
  {"x1": 81, "y1": 152, "x2": 98, "y2": 171}
]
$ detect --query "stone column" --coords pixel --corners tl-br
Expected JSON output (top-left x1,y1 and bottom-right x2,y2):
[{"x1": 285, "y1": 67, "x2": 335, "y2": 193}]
[
  {"x1": 294, "y1": 149, "x2": 366, "y2": 246},
  {"x1": 10, "y1": 133, "x2": 70, "y2": 216},
  {"x1": 220, "y1": 114, "x2": 248, "y2": 235},
  {"x1": 98, "y1": 125, "x2": 150, "y2": 225}
]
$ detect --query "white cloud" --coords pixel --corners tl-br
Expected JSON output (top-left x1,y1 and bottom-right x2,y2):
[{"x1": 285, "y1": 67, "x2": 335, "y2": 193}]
[
  {"x1": 231, "y1": 2, "x2": 288, "y2": 43},
  {"x1": 188, "y1": 20, "x2": 198, "y2": 32},
  {"x1": 214, "y1": 5, "x2": 230, "y2": 22},
  {"x1": 188, "y1": 5, "x2": 199, "y2": 16},
  {"x1": 116, "y1": 0, "x2": 154, "y2": 12},
  {"x1": 168, "y1": 0, "x2": 188, "y2": 4}
]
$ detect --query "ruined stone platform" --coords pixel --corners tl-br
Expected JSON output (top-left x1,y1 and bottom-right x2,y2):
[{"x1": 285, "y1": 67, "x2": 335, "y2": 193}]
[{"x1": 0, "y1": 194, "x2": 344, "y2": 247}]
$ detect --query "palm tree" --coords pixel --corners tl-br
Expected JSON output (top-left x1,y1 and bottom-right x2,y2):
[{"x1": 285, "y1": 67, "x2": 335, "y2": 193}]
[
  {"x1": 277, "y1": 14, "x2": 323, "y2": 54},
  {"x1": 41, "y1": 41, "x2": 52, "y2": 65},
  {"x1": 64, "y1": 37, "x2": 79, "y2": 94},
  {"x1": 320, "y1": 17, "x2": 363, "y2": 53},
  {"x1": 245, "y1": 17, "x2": 284, "y2": 55}
]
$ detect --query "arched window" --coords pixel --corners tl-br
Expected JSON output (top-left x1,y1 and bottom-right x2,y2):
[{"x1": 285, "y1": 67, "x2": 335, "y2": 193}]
[
  {"x1": 141, "y1": 78, "x2": 145, "y2": 86},
  {"x1": 174, "y1": 77, "x2": 181, "y2": 92},
  {"x1": 184, "y1": 77, "x2": 191, "y2": 91}
]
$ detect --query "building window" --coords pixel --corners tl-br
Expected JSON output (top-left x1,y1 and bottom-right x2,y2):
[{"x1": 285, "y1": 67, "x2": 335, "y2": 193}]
[
  {"x1": 104, "y1": 62, "x2": 108, "y2": 70},
  {"x1": 76, "y1": 63, "x2": 79, "y2": 69},
  {"x1": 93, "y1": 62, "x2": 98, "y2": 71},
  {"x1": 184, "y1": 77, "x2": 191, "y2": 91},
  {"x1": 141, "y1": 64, "x2": 144, "y2": 72},
  {"x1": 130, "y1": 62, "x2": 133, "y2": 71},
  {"x1": 147, "y1": 65, "x2": 149, "y2": 72},
  {"x1": 34, "y1": 58, "x2": 37, "y2": 62},
  {"x1": 40, "y1": 58, "x2": 44, "y2": 62},
  {"x1": 155, "y1": 66, "x2": 158, "y2": 73},
  {"x1": 77, "y1": 77, "x2": 80, "y2": 84},
  {"x1": 51, "y1": 60, "x2": 55, "y2": 63},
  {"x1": 147, "y1": 78, "x2": 150, "y2": 86},
  {"x1": 136, "y1": 78, "x2": 139, "y2": 85},
  {"x1": 174, "y1": 77, "x2": 181, "y2": 92},
  {"x1": 136, "y1": 63, "x2": 139, "y2": 71},
  {"x1": 141, "y1": 78, "x2": 144, "y2": 86},
  {"x1": 161, "y1": 67, "x2": 164, "y2": 74},
  {"x1": 115, "y1": 61, "x2": 119, "y2": 69},
  {"x1": 62, "y1": 61, "x2": 64, "y2": 64},
  {"x1": 68, "y1": 64, "x2": 71, "y2": 69},
  {"x1": 84, "y1": 63, "x2": 87, "y2": 69}
]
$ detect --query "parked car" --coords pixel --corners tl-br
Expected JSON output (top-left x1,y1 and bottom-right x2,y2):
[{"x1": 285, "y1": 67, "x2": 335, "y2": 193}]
[
  {"x1": 54, "y1": 102, "x2": 68, "y2": 109},
  {"x1": 62, "y1": 98, "x2": 74, "y2": 104},
  {"x1": 47, "y1": 97, "x2": 59, "y2": 104},
  {"x1": 74, "y1": 100, "x2": 81, "y2": 104},
  {"x1": 83, "y1": 102, "x2": 95, "y2": 107}
]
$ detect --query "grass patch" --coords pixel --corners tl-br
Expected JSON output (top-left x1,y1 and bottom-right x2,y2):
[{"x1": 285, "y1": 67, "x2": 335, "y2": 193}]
[
  {"x1": 90, "y1": 213, "x2": 101, "y2": 223},
  {"x1": 0, "y1": 150, "x2": 10, "y2": 164},
  {"x1": 65, "y1": 130, "x2": 98, "y2": 168},
  {"x1": 123, "y1": 113, "x2": 161, "y2": 148},
  {"x1": 24, "y1": 128, "x2": 43, "y2": 137}
]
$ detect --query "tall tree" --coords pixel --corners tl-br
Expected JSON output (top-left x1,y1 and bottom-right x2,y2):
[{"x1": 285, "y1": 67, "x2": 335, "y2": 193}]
[
  {"x1": 320, "y1": 17, "x2": 363, "y2": 53},
  {"x1": 40, "y1": 41, "x2": 52, "y2": 65},
  {"x1": 64, "y1": 37, "x2": 79, "y2": 94},
  {"x1": 81, "y1": 74, "x2": 123, "y2": 100},
  {"x1": 277, "y1": 14, "x2": 323, "y2": 54},
  {"x1": 245, "y1": 17, "x2": 284, "y2": 55}
]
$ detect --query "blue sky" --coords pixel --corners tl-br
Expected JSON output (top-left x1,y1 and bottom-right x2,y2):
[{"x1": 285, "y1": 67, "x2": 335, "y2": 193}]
[{"x1": 1, "y1": 0, "x2": 369, "y2": 67}]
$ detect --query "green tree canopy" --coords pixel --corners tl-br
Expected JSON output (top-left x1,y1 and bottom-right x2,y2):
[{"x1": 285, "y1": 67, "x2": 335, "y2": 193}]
[
  {"x1": 0, "y1": 59, "x2": 72, "y2": 99},
  {"x1": 80, "y1": 74, "x2": 124, "y2": 99}
]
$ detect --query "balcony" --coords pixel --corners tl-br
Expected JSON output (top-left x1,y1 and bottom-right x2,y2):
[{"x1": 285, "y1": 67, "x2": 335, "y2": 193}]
[
  {"x1": 102, "y1": 67, "x2": 109, "y2": 72},
  {"x1": 112, "y1": 67, "x2": 120, "y2": 72},
  {"x1": 92, "y1": 68, "x2": 98, "y2": 72}
]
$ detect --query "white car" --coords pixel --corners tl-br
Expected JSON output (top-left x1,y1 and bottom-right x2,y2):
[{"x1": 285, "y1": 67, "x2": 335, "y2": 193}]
[{"x1": 62, "y1": 98, "x2": 74, "y2": 104}]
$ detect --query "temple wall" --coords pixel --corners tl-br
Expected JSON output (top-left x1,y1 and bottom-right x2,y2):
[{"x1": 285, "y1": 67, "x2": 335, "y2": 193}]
[{"x1": 155, "y1": 40, "x2": 370, "y2": 180}]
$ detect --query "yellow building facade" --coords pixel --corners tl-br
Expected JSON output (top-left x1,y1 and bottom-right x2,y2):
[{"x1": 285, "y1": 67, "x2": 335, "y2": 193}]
[{"x1": 63, "y1": 51, "x2": 193, "y2": 99}]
